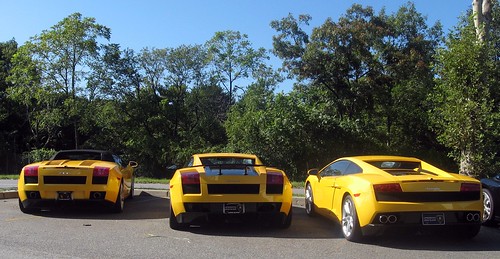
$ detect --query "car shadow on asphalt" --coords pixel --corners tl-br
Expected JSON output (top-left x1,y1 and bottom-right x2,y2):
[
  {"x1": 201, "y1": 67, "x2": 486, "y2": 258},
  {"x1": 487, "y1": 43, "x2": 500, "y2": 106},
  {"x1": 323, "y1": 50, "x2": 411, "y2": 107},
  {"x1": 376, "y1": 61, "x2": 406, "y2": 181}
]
[
  {"x1": 174, "y1": 206, "x2": 344, "y2": 239},
  {"x1": 27, "y1": 190, "x2": 169, "y2": 220},
  {"x1": 361, "y1": 225, "x2": 500, "y2": 252}
]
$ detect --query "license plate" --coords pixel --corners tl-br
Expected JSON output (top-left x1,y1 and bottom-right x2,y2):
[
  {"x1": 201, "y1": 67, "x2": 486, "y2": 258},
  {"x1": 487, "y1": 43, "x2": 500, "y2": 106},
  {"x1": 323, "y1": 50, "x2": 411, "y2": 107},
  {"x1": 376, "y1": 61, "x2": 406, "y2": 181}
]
[
  {"x1": 422, "y1": 212, "x2": 445, "y2": 225},
  {"x1": 223, "y1": 203, "x2": 245, "y2": 214},
  {"x1": 57, "y1": 192, "x2": 72, "y2": 201}
]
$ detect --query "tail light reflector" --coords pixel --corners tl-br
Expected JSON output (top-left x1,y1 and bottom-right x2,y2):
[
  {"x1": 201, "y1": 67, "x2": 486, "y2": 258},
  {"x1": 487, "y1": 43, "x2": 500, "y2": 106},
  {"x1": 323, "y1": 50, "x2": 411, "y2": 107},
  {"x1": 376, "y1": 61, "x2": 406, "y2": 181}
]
[
  {"x1": 266, "y1": 172, "x2": 284, "y2": 194},
  {"x1": 373, "y1": 183, "x2": 402, "y2": 193},
  {"x1": 93, "y1": 166, "x2": 110, "y2": 177},
  {"x1": 24, "y1": 166, "x2": 39, "y2": 177},
  {"x1": 460, "y1": 183, "x2": 480, "y2": 192},
  {"x1": 181, "y1": 172, "x2": 201, "y2": 194}
]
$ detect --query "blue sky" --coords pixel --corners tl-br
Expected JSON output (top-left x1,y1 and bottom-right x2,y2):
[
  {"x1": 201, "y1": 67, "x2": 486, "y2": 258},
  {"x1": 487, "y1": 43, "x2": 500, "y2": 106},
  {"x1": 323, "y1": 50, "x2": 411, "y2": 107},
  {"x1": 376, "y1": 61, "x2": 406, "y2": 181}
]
[{"x1": 1, "y1": 1, "x2": 471, "y2": 91}]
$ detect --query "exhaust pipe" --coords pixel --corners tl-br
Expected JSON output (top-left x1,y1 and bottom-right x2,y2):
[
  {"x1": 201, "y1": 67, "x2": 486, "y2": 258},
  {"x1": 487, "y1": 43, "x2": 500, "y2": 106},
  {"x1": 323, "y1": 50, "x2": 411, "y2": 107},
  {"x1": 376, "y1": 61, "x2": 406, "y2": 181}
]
[
  {"x1": 93, "y1": 192, "x2": 102, "y2": 199},
  {"x1": 28, "y1": 192, "x2": 38, "y2": 199},
  {"x1": 387, "y1": 215, "x2": 397, "y2": 223},
  {"x1": 466, "y1": 213, "x2": 480, "y2": 222},
  {"x1": 379, "y1": 215, "x2": 388, "y2": 223}
]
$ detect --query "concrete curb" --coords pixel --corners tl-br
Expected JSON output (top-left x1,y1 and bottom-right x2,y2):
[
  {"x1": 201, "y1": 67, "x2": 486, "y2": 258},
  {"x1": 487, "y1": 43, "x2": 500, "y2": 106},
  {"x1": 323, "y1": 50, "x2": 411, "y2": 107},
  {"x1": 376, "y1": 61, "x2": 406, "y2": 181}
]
[{"x1": 0, "y1": 191, "x2": 18, "y2": 199}]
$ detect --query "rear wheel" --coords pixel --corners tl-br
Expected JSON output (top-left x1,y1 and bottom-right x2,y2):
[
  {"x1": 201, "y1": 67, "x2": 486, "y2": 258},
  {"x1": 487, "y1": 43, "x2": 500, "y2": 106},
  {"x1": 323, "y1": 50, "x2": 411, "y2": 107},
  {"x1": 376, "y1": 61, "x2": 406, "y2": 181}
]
[
  {"x1": 305, "y1": 183, "x2": 315, "y2": 216},
  {"x1": 341, "y1": 195, "x2": 362, "y2": 242},
  {"x1": 18, "y1": 198, "x2": 39, "y2": 214},
  {"x1": 169, "y1": 205, "x2": 188, "y2": 230},
  {"x1": 483, "y1": 188, "x2": 496, "y2": 226},
  {"x1": 111, "y1": 183, "x2": 124, "y2": 213},
  {"x1": 127, "y1": 176, "x2": 135, "y2": 200}
]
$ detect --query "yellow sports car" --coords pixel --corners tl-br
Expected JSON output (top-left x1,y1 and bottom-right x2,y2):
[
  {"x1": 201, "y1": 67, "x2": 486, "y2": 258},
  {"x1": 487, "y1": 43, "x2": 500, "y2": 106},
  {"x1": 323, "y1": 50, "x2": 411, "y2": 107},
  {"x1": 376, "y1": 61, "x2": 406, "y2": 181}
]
[
  {"x1": 18, "y1": 149, "x2": 138, "y2": 213},
  {"x1": 305, "y1": 156, "x2": 482, "y2": 241},
  {"x1": 169, "y1": 153, "x2": 293, "y2": 229}
]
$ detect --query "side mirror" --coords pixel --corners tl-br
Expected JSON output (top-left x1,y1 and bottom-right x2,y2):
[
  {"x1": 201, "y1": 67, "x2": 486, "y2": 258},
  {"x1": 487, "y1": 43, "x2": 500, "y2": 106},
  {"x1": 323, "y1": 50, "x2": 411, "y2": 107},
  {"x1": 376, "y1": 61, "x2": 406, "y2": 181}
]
[
  {"x1": 307, "y1": 168, "x2": 319, "y2": 176},
  {"x1": 128, "y1": 161, "x2": 138, "y2": 168}
]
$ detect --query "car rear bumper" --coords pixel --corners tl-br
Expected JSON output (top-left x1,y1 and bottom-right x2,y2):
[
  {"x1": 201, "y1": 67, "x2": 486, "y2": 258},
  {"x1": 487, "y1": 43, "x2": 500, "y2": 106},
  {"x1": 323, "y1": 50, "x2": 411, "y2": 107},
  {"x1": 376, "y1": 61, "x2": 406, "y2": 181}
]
[
  {"x1": 174, "y1": 202, "x2": 286, "y2": 224},
  {"x1": 361, "y1": 210, "x2": 482, "y2": 236}
]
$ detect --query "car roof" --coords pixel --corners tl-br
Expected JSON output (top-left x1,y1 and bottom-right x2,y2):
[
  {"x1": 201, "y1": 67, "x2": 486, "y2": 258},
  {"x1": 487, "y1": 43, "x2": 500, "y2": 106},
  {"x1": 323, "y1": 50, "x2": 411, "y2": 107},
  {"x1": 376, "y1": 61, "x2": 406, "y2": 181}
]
[{"x1": 349, "y1": 155, "x2": 421, "y2": 163}]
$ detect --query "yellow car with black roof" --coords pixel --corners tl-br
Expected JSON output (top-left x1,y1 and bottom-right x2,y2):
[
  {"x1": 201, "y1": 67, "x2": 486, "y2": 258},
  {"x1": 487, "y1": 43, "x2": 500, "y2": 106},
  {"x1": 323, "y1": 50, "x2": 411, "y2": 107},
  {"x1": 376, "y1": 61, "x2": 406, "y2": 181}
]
[{"x1": 169, "y1": 153, "x2": 293, "y2": 229}]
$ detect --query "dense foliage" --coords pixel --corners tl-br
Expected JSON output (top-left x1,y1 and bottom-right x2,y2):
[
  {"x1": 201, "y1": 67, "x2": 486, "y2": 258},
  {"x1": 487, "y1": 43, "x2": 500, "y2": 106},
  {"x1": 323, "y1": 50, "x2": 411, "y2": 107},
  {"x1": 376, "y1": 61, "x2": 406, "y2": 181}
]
[{"x1": 1, "y1": 2, "x2": 499, "y2": 180}]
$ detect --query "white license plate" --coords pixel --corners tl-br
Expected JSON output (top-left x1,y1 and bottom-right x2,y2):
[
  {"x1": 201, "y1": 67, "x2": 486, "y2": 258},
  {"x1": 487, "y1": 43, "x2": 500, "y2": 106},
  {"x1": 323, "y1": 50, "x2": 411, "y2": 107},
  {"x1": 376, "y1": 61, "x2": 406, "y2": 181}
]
[
  {"x1": 422, "y1": 212, "x2": 445, "y2": 225},
  {"x1": 57, "y1": 192, "x2": 72, "y2": 201},
  {"x1": 223, "y1": 203, "x2": 245, "y2": 214}
]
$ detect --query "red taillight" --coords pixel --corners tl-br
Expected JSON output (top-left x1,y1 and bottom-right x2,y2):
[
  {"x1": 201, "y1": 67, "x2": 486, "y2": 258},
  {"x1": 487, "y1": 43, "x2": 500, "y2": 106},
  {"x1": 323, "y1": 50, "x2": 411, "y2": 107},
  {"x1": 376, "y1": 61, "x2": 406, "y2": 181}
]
[
  {"x1": 181, "y1": 172, "x2": 200, "y2": 184},
  {"x1": 24, "y1": 166, "x2": 39, "y2": 177},
  {"x1": 266, "y1": 172, "x2": 284, "y2": 184},
  {"x1": 93, "y1": 166, "x2": 110, "y2": 177},
  {"x1": 460, "y1": 183, "x2": 480, "y2": 192},
  {"x1": 373, "y1": 183, "x2": 402, "y2": 193}
]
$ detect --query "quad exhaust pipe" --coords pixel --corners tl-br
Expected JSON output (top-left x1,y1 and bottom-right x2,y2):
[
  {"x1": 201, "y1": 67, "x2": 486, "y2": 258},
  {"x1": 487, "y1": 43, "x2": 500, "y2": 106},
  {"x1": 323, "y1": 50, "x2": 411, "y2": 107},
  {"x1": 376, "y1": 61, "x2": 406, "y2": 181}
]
[{"x1": 379, "y1": 214, "x2": 398, "y2": 224}]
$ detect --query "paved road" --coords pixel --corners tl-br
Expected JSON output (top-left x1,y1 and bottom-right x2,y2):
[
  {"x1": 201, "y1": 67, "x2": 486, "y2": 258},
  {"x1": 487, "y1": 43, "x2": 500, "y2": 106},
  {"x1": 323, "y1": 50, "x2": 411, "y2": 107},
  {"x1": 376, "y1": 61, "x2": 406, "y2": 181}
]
[{"x1": 1, "y1": 190, "x2": 500, "y2": 259}]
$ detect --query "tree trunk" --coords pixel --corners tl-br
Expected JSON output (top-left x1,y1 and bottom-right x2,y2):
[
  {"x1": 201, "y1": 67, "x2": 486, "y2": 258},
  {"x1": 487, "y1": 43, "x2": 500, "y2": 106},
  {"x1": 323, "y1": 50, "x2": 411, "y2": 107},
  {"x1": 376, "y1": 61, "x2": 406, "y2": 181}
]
[{"x1": 473, "y1": 0, "x2": 492, "y2": 41}]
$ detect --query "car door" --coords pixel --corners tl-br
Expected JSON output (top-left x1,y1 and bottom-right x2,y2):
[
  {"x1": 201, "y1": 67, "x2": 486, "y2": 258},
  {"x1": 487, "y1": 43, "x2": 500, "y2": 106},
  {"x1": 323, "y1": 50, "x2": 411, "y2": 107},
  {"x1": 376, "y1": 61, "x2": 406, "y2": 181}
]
[
  {"x1": 315, "y1": 160, "x2": 350, "y2": 211},
  {"x1": 331, "y1": 161, "x2": 363, "y2": 217}
]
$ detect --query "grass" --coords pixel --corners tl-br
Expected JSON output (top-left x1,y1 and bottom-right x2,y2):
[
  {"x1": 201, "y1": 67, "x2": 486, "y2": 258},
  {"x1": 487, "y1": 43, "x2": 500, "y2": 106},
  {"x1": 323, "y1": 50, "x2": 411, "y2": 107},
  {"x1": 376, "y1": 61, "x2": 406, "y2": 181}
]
[{"x1": 0, "y1": 174, "x2": 18, "y2": 180}]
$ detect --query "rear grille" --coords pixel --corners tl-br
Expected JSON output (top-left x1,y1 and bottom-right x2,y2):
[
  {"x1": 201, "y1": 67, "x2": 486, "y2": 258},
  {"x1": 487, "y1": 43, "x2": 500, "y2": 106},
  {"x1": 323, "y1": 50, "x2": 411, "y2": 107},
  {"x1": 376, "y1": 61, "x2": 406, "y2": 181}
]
[
  {"x1": 207, "y1": 184, "x2": 260, "y2": 194},
  {"x1": 43, "y1": 176, "x2": 87, "y2": 184},
  {"x1": 92, "y1": 176, "x2": 108, "y2": 185},
  {"x1": 376, "y1": 191, "x2": 480, "y2": 202}
]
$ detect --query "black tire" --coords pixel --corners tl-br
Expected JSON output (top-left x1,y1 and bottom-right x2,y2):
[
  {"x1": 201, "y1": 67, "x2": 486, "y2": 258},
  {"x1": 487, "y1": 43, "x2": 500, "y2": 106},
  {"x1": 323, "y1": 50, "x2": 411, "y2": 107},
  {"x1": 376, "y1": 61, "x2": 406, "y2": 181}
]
[
  {"x1": 305, "y1": 183, "x2": 315, "y2": 216},
  {"x1": 169, "y1": 205, "x2": 187, "y2": 230},
  {"x1": 127, "y1": 176, "x2": 135, "y2": 200},
  {"x1": 18, "y1": 198, "x2": 39, "y2": 214},
  {"x1": 280, "y1": 208, "x2": 293, "y2": 229},
  {"x1": 341, "y1": 195, "x2": 362, "y2": 242},
  {"x1": 111, "y1": 183, "x2": 124, "y2": 213},
  {"x1": 482, "y1": 188, "x2": 496, "y2": 226}
]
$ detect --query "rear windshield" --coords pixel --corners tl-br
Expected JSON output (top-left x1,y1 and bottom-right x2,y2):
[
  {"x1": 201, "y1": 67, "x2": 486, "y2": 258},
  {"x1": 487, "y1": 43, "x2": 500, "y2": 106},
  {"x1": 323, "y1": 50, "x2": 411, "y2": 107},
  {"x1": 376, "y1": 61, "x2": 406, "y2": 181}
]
[
  {"x1": 200, "y1": 157, "x2": 257, "y2": 176},
  {"x1": 368, "y1": 161, "x2": 437, "y2": 176}
]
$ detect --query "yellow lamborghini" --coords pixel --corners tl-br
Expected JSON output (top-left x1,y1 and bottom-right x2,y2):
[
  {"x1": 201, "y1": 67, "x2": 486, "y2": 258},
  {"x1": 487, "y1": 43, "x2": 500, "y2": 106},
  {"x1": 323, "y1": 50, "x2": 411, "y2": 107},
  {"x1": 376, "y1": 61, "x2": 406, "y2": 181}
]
[
  {"x1": 305, "y1": 156, "x2": 482, "y2": 241},
  {"x1": 169, "y1": 153, "x2": 293, "y2": 229},
  {"x1": 18, "y1": 149, "x2": 138, "y2": 213}
]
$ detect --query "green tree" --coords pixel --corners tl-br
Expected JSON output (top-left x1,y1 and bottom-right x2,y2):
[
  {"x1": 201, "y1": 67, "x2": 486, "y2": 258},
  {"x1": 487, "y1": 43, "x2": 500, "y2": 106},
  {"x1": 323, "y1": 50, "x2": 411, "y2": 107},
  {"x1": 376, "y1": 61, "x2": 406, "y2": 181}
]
[
  {"x1": 430, "y1": 8, "x2": 499, "y2": 177},
  {"x1": 206, "y1": 30, "x2": 268, "y2": 104},
  {"x1": 8, "y1": 12, "x2": 110, "y2": 149}
]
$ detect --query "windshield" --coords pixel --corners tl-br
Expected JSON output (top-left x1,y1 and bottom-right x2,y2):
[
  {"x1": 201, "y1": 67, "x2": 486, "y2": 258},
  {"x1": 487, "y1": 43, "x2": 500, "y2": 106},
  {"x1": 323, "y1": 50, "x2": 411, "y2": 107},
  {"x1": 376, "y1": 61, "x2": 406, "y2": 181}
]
[{"x1": 368, "y1": 161, "x2": 438, "y2": 176}]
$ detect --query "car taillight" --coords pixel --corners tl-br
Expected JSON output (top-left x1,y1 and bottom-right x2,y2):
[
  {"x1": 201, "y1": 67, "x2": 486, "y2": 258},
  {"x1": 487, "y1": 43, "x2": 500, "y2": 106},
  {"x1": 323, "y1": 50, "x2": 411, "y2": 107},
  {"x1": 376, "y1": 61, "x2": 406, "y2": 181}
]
[
  {"x1": 24, "y1": 166, "x2": 39, "y2": 177},
  {"x1": 92, "y1": 166, "x2": 110, "y2": 184},
  {"x1": 460, "y1": 183, "x2": 480, "y2": 192},
  {"x1": 93, "y1": 166, "x2": 110, "y2": 177},
  {"x1": 24, "y1": 166, "x2": 39, "y2": 184},
  {"x1": 266, "y1": 172, "x2": 284, "y2": 194},
  {"x1": 181, "y1": 172, "x2": 200, "y2": 194},
  {"x1": 373, "y1": 183, "x2": 403, "y2": 193}
]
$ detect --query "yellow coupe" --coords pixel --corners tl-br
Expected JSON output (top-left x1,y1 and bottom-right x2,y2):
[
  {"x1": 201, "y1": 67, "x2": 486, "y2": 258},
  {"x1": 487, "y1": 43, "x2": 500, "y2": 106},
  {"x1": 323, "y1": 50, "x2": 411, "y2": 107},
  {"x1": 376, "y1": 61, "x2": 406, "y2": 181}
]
[
  {"x1": 169, "y1": 153, "x2": 293, "y2": 229},
  {"x1": 18, "y1": 149, "x2": 138, "y2": 213},
  {"x1": 305, "y1": 156, "x2": 482, "y2": 241}
]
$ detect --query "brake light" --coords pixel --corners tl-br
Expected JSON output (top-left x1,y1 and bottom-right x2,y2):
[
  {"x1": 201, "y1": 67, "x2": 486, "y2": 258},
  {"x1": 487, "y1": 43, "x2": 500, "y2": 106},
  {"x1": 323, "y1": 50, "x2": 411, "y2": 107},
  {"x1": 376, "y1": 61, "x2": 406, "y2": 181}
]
[
  {"x1": 373, "y1": 183, "x2": 402, "y2": 193},
  {"x1": 460, "y1": 183, "x2": 480, "y2": 192},
  {"x1": 93, "y1": 166, "x2": 110, "y2": 177},
  {"x1": 181, "y1": 172, "x2": 200, "y2": 184},
  {"x1": 24, "y1": 166, "x2": 39, "y2": 177},
  {"x1": 266, "y1": 172, "x2": 284, "y2": 184}
]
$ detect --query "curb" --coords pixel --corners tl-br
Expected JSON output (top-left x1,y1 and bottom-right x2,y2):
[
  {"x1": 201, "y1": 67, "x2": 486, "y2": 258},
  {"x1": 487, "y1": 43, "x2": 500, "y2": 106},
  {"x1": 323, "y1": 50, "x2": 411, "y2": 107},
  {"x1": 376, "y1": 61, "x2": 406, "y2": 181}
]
[{"x1": 0, "y1": 191, "x2": 18, "y2": 199}]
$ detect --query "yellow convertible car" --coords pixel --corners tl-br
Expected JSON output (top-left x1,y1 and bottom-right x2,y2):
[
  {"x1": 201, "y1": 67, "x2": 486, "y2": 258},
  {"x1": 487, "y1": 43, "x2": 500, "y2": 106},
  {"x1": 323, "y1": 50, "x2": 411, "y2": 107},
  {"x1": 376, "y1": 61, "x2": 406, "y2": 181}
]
[
  {"x1": 18, "y1": 149, "x2": 138, "y2": 213},
  {"x1": 169, "y1": 153, "x2": 293, "y2": 229},
  {"x1": 305, "y1": 156, "x2": 482, "y2": 241}
]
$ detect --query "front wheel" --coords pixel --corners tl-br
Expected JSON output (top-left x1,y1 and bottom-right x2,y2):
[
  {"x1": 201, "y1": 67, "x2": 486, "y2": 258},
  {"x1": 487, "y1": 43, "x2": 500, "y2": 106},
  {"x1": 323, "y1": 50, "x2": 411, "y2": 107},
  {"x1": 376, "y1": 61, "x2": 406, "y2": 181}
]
[
  {"x1": 341, "y1": 195, "x2": 362, "y2": 242},
  {"x1": 483, "y1": 188, "x2": 496, "y2": 226}
]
